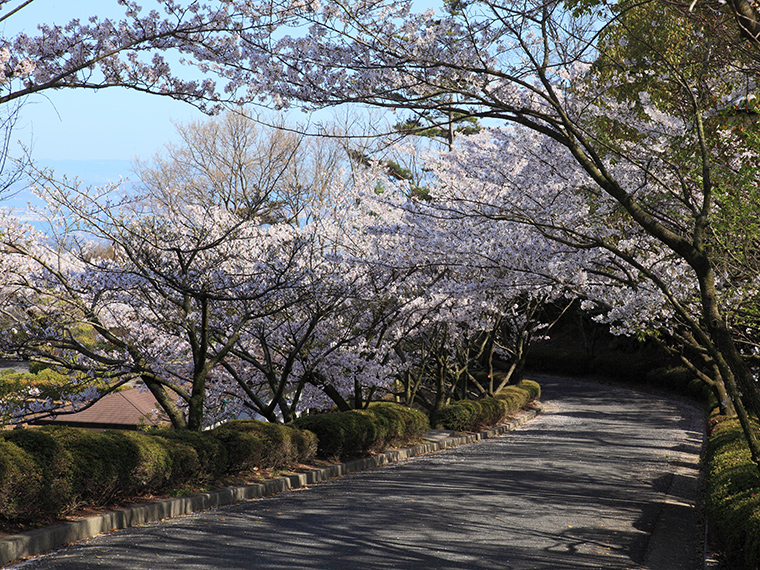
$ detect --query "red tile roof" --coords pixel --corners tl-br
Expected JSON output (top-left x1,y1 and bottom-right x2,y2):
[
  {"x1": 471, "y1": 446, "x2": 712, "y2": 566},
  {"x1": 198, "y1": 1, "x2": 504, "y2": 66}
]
[{"x1": 32, "y1": 387, "x2": 170, "y2": 430}]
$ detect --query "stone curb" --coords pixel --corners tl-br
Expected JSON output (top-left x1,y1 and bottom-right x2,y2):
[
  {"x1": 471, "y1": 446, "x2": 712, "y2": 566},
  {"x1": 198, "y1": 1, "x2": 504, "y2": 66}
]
[{"x1": 0, "y1": 404, "x2": 542, "y2": 567}]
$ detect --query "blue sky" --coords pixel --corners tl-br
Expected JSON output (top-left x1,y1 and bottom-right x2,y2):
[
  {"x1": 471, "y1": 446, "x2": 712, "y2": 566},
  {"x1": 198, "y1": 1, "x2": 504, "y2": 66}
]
[
  {"x1": 4, "y1": 1, "x2": 211, "y2": 164},
  {"x1": 1, "y1": 0, "x2": 437, "y2": 222},
  {"x1": 0, "y1": 1, "x2": 233, "y2": 221}
]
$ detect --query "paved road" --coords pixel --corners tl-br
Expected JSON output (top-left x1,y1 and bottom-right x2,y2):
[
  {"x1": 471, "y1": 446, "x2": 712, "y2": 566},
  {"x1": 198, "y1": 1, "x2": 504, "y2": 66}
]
[{"x1": 10, "y1": 375, "x2": 705, "y2": 569}]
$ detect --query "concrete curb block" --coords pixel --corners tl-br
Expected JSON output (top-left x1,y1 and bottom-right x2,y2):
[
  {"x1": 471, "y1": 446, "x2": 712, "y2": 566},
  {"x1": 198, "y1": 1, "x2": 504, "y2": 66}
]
[{"x1": 0, "y1": 404, "x2": 542, "y2": 567}]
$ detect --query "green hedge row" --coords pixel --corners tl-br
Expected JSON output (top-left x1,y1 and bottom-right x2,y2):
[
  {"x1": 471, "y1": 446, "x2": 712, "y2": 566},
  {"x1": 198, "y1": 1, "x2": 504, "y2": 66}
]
[
  {"x1": 293, "y1": 402, "x2": 429, "y2": 460},
  {"x1": 0, "y1": 402, "x2": 433, "y2": 523},
  {"x1": 431, "y1": 380, "x2": 540, "y2": 432},
  {"x1": 704, "y1": 415, "x2": 760, "y2": 569},
  {"x1": 0, "y1": 421, "x2": 316, "y2": 523}
]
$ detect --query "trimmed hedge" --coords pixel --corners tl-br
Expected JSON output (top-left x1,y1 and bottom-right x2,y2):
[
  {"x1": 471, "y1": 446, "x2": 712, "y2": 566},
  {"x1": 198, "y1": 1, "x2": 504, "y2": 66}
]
[
  {"x1": 705, "y1": 415, "x2": 760, "y2": 569},
  {"x1": 369, "y1": 402, "x2": 429, "y2": 447},
  {"x1": 501, "y1": 379, "x2": 540, "y2": 401},
  {"x1": 432, "y1": 380, "x2": 540, "y2": 432},
  {"x1": 0, "y1": 439, "x2": 41, "y2": 520},
  {"x1": 0, "y1": 403, "x2": 431, "y2": 523},
  {"x1": 431, "y1": 398, "x2": 504, "y2": 432},
  {"x1": 1, "y1": 429, "x2": 74, "y2": 516},
  {"x1": 209, "y1": 420, "x2": 317, "y2": 472},
  {"x1": 153, "y1": 428, "x2": 228, "y2": 480},
  {"x1": 0, "y1": 420, "x2": 317, "y2": 524},
  {"x1": 293, "y1": 402, "x2": 429, "y2": 460}
]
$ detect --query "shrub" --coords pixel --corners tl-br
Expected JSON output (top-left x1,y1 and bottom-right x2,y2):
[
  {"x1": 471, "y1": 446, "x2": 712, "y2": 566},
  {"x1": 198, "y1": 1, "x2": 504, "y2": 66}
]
[
  {"x1": 686, "y1": 378, "x2": 712, "y2": 403},
  {"x1": 368, "y1": 402, "x2": 429, "y2": 446},
  {"x1": 288, "y1": 424, "x2": 319, "y2": 463},
  {"x1": 45, "y1": 427, "x2": 129, "y2": 506},
  {"x1": 293, "y1": 403, "x2": 426, "y2": 460},
  {"x1": 153, "y1": 428, "x2": 228, "y2": 480},
  {"x1": 122, "y1": 431, "x2": 200, "y2": 490},
  {"x1": 433, "y1": 380, "x2": 540, "y2": 432},
  {"x1": 293, "y1": 410, "x2": 380, "y2": 459},
  {"x1": 210, "y1": 420, "x2": 317, "y2": 472},
  {"x1": 705, "y1": 417, "x2": 760, "y2": 569},
  {"x1": 0, "y1": 420, "x2": 319, "y2": 523},
  {"x1": 645, "y1": 366, "x2": 694, "y2": 393},
  {"x1": 431, "y1": 398, "x2": 507, "y2": 432},
  {"x1": 207, "y1": 426, "x2": 265, "y2": 473},
  {"x1": 28, "y1": 360, "x2": 50, "y2": 375},
  {"x1": 1, "y1": 428, "x2": 74, "y2": 516},
  {"x1": 0, "y1": 439, "x2": 42, "y2": 521},
  {"x1": 431, "y1": 399, "x2": 476, "y2": 432},
  {"x1": 496, "y1": 381, "x2": 540, "y2": 409},
  {"x1": 105, "y1": 430, "x2": 178, "y2": 494},
  {"x1": 518, "y1": 379, "x2": 541, "y2": 400}
]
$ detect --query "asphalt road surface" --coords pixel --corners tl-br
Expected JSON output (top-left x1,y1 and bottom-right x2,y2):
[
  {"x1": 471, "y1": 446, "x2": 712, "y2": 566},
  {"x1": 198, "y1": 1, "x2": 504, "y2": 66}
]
[{"x1": 10, "y1": 375, "x2": 705, "y2": 569}]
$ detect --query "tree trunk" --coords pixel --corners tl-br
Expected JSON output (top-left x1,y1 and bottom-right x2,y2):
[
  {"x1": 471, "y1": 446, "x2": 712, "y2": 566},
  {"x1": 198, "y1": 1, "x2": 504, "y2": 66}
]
[
  {"x1": 187, "y1": 376, "x2": 206, "y2": 431},
  {"x1": 141, "y1": 375, "x2": 187, "y2": 429},
  {"x1": 697, "y1": 266, "x2": 760, "y2": 416},
  {"x1": 432, "y1": 360, "x2": 449, "y2": 414},
  {"x1": 354, "y1": 378, "x2": 363, "y2": 410},
  {"x1": 320, "y1": 381, "x2": 352, "y2": 412}
]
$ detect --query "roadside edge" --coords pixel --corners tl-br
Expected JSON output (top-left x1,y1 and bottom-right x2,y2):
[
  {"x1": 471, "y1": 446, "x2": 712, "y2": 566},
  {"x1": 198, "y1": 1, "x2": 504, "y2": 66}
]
[{"x1": 1, "y1": 404, "x2": 543, "y2": 567}]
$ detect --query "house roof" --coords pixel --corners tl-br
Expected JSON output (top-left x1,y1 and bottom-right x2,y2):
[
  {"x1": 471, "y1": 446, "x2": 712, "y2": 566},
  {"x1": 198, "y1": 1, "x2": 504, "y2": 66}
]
[{"x1": 32, "y1": 387, "x2": 170, "y2": 430}]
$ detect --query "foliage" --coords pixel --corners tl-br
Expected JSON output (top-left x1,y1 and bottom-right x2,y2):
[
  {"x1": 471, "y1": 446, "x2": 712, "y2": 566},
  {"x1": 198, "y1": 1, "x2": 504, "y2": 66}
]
[
  {"x1": 1, "y1": 428, "x2": 74, "y2": 515},
  {"x1": 0, "y1": 420, "x2": 317, "y2": 524},
  {"x1": 55, "y1": 428, "x2": 172, "y2": 506},
  {"x1": 5, "y1": 0, "x2": 760, "y2": 491},
  {"x1": 152, "y1": 429, "x2": 229, "y2": 480},
  {"x1": 209, "y1": 420, "x2": 317, "y2": 472},
  {"x1": 293, "y1": 403, "x2": 428, "y2": 459},
  {"x1": 499, "y1": 379, "x2": 541, "y2": 402},
  {"x1": 0, "y1": 438, "x2": 42, "y2": 520},
  {"x1": 0, "y1": 368, "x2": 76, "y2": 404},
  {"x1": 225, "y1": 0, "x2": 760, "y2": 464},
  {"x1": 28, "y1": 361, "x2": 49, "y2": 375},
  {"x1": 705, "y1": 416, "x2": 760, "y2": 569},
  {"x1": 432, "y1": 380, "x2": 539, "y2": 431},
  {"x1": 0, "y1": 164, "x2": 403, "y2": 429},
  {"x1": 431, "y1": 398, "x2": 506, "y2": 432},
  {"x1": 645, "y1": 366, "x2": 694, "y2": 393},
  {"x1": 368, "y1": 402, "x2": 429, "y2": 446}
]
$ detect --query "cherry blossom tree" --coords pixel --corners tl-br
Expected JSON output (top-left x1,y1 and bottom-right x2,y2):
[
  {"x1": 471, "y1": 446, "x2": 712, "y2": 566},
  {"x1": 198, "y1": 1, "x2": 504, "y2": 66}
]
[
  {"x1": 232, "y1": 0, "x2": 760, "y2": 464},
  {"x1": 334, "y1": 156, "x2": 577, "y2": 412},
  {"x1": 0, "y1": 159, "x2": 412, "y2": 429},
  {"x1": 0, "y1": 3, "x2": 448, "y2": 427},
  {"x1": 0, "y1": 0, "x2": 277, "y2": 110},
  {"x1": 5, "y1": 1, "x2": 760, "y2": 461},
  {"x1": 422, "y1": 125, "x2": 739, "y2": 408},
  {"x1": 0, "y1": 178, "x2": 318, "y2": 429}
]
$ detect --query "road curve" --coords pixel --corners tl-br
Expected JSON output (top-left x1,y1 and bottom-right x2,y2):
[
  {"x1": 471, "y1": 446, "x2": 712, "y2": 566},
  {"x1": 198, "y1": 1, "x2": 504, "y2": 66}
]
[{"x1": 9, "y1": 375, "x2": 705, "y2": 570}]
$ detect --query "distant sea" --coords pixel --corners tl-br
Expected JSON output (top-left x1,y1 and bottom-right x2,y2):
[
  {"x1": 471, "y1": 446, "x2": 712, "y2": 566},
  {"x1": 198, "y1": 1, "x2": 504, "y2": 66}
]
[{"x1": 1, "y1": 159, "x2": 136, "y2": 230}]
